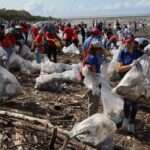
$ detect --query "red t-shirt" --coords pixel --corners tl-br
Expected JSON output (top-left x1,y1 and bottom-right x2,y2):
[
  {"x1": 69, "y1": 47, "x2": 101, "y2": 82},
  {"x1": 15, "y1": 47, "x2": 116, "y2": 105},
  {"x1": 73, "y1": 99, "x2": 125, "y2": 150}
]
[
  {"x1": 9, "y1": 35, "x2": 16, "y2": 45},
  {"x1": 34, "y1": 34, "x2": 44, "y2": 53},
  {"x1": 35, "y1": 34, "x2": 43, "y2": 44},
  {"x1": 1, "y1": 35, "x2": 15, "y2": 48},
  {"x1": 45, "y1": 32, "x2": 56, "y2": 46},
  {"x1": 21, "y1": 23, "x2": 29, "y2": 33},
  {"x1": 64, "y1": 27, "x2": 74, "y2": 40},
  {"x1": 32, "y1": 26, "x2": 39, "y2": 39},
  {"x1": 72, "y1": 30, "x2": 78, "y2": 41}
]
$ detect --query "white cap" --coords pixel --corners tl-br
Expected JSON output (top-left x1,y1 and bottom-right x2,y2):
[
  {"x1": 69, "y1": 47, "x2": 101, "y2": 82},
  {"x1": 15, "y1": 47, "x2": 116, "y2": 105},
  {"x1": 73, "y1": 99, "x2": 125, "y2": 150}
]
[
  {"x1": 5, "y1": 28, "x2": 14, "y2": 34},
  {"x1": 15, "y1": 25, "x2": 22, "y2": 29},
  {"x1": 38, "y1": 29, "x2": 44, "y2": 34}
]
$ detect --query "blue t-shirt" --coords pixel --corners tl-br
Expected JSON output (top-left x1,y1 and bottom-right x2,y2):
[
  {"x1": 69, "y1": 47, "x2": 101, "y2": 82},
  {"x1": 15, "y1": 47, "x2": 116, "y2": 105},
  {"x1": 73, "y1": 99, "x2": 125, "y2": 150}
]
[
  {"x1": 83, "y1": 36, "x2": 102, "y2": 51},
  {"x1": 87, "y1": 55, "x2": 100, "y2": 73},
  {"x1": 117, "y1": 48, "x2": 143, "y2": 65}
]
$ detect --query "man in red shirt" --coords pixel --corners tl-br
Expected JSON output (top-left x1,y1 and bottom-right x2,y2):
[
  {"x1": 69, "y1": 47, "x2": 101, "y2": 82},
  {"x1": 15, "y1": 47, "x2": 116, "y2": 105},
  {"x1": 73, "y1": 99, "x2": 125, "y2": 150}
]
[
  {"x1": 31, "y1": 25, "x2": 39, "y2": 40},
  {"x1": 45, "y1": 31, "x2": 57, "y2": 62},
  {"x1": 34, "y1": 30, "x2": 44, "y2": 63},
  {"x1": 1, "y1": 28, "x2": 16, "y2": 59},
  {"x1": 64, "y1": 23, "x2": 74, "y2": 47}
]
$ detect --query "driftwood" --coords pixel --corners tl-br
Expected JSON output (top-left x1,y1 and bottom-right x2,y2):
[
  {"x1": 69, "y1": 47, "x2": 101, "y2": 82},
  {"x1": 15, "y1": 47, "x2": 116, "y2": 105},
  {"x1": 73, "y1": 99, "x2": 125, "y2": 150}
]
[
  {"x1": 0, "y1": 110, "x2": 71, "y2": 135},
  {"x1": 0, "y1": 110, "x2": 52, "y2": 126},
  {"x1": 9, "y1": 121, "x2": 86, "y2": 149},
  {"x1": 49, "y1": 128, "x2": 57, "y2": 150},
  {"x1": 60, "y1": 136, "x2": 70, "y2": 150},
  {"x1": 0, "y1": 110, "x2": 88, "y2": 150}
]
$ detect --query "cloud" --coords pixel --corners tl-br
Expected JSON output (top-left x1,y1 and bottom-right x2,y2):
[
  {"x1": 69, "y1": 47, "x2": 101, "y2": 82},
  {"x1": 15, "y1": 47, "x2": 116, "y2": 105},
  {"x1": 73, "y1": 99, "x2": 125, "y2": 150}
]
[{"x1": 0, "y1": 0, "x2": 150, "y2": 17}]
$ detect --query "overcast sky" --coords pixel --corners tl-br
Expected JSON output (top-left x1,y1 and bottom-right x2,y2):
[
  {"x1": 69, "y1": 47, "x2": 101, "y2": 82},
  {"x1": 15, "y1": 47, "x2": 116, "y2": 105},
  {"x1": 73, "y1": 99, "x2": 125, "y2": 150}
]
[{"x1": 0, "y1": 0, "x2": 150, "y2": 18}]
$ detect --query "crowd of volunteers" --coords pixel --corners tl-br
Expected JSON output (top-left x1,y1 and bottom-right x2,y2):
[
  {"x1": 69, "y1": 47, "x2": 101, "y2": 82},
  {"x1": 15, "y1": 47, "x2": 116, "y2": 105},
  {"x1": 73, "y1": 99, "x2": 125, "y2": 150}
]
[{"x1": 0, "y1": 19, "x2": 149, "y2": 135}]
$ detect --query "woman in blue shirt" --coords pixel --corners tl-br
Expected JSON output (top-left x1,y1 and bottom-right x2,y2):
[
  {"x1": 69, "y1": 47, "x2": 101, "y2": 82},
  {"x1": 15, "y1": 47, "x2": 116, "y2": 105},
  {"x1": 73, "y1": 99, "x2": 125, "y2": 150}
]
[
  {"x1": 84, "y1": 41, "x2": 106, "y2": 74},
  {"x1": 117, "y1": 39, "x2": 143, "y2": 134},
  {"x1": 117, "y1": 39, "x2": 143, "y2": 76},
  {"x1": 83, "y1": 41, "x2": 108, "y2": 117}
]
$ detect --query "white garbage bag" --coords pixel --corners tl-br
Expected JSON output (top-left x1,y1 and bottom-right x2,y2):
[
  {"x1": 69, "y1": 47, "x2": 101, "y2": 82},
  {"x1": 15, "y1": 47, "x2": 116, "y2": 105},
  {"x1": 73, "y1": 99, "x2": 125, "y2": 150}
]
[
  {"x1": 135, "y1": 37, "x2": 150, "y2": 45},
  {"x1": 101, "y1": 76, "x2": 124, "y2": 123},
  {"x1": 20, "y1": 45, "x2": 33, "y2": 60},
  {"x1": 144, "y1": 44, "x2": 150, "y2": 55},
  {"x1": 69, "y1": 63, "x2": 124, "y2": 147},
  {"x1": 108, "y1": 51, "x2": 120, "y2": 79},
  {"x1": 69, "y1": 113, "x2": 116, "y2": 146},
  {"x1": 8, "y1": 52, "x2": 40, "y2": 75},
  {"x1": 21, "y1": 59, "x2": 41, "y2": 74},
  {"x1": 113, "y1": 53, "x2": 150, "y2": 102},
  {"x1": 35, "y1": 68, "x2": 80, "y2": 90},
  {"x1": 0, "y1": 66, "x2": 22, "y2": 98},
  {"x1": 62, "y1": 43, "x2": 80, "y2": 54},
  {"x1": 81, "y1": 65, "x2": 101, "y2": 96},
  {"x1": 31, "y1": 60, "x2": 41, "y2": 73},
  {"x1": 57, "y1": 30, "x2": 63, "y2": 39},
  {"x1": 8, "y1": 52, "x2": 23, "y2": 70},
  {"x1": 107, "y1": 49, "x2": 120, "y2": 80},
  {"x1": 41, "y1": 57, "x2": 78, "y2": 75},
  {"x1": 14, "y1": 45, "x2": 33, "y2": 60},
  {"x1": 0, "y1": 47, "x2": 8, "y2": 66}
]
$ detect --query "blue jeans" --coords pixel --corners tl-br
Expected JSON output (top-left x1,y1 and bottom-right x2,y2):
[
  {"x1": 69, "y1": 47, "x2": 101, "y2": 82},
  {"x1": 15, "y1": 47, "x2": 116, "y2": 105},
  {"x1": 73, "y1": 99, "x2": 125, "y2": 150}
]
[
  {"x1": 4, "y1": 48, "x2": 13, "y2": 59},
  {"x1": 35, "y1": 48, "x2": 41, "y2": 64},
  {"x1": 124, "y1": 100, "x2": 138, "y2": 123}
]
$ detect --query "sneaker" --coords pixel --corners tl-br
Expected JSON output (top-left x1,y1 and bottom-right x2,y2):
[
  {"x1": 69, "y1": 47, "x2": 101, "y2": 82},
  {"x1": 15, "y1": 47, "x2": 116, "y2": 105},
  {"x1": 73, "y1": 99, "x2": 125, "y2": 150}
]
[
  {"x1": 122, "y1": 118, "x2": 129, "y2": 130},
  {"x1": 128, "y1": 123, "x2": 135, "y2": 134}
]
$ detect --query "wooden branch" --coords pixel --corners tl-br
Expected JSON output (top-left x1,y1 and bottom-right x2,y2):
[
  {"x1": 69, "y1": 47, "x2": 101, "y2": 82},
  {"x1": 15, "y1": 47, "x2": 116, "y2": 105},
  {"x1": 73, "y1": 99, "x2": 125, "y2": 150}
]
[
  {"x1": 0, "y1": 112, "x2": 87, "y2": 149},
  {"x1": 60, "y1": 136, "x2": 70, "y2": 150},
  {"x1": 0, "y1": 110, "x2": 53, "y2": 127},
  {"x1": 49, "y1": 128, "x2": 57, "y2": 150},
  {"x1": 0, "y1": 110, "x2": 70, "y2": 136},
  {"x1": 13, "y1": 121, "x2": 86, "y2": 149}
]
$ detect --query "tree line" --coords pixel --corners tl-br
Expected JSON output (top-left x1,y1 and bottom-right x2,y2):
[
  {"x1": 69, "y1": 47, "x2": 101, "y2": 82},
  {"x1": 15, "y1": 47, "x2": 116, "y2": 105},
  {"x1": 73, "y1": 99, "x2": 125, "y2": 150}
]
[{"x1": 0, "y1": 9, "x2": 57, "y2": 22}]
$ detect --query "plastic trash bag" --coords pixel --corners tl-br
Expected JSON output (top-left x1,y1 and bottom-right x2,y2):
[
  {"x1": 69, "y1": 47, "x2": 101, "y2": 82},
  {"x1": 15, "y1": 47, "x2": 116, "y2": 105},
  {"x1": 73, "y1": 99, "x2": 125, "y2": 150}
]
[
  {"x1": 57, "y1": 30, "x2": 63, "y2": 39},
  {"x1": 14, "y1": 45, "x2": 33, "y2": 60},
  {"x1": 0, "y1": 47, "x2": 8, "y2": 66},
  {"x1": 31, "y1": 60, "x2": 41, "y2": 73},
  {"x1": 113, "y1": 53, "x2": 150, "y2": 102},
  {"x1": 101, "y1": 76, "x2": 124, "y2": 124},
  {"x1": 135, "y1": 37, "x2": 150, "y2": 45},
  {"x1": 107, "y1": 49, "x2": 120, "y2": 81},
  {"x1": 8, "y1": 52, "x2": 40, "y2": 75},
  {"x1": 35, "y1": 68, "x2": 80, "y2": 90},
  {"x1": 101, "y1": 62, "x2": 124, "y2": 123},
  {"x1": 62, "y1": 43, "x2": 80, "y2": 54},
  {"x1": 0, "y1": 66, "x2": 22, "y2": 98},
  {"x1": 21, "y1": 59, "x2": 41, "y2": 74},
  {"x1": 35, "y1": 73, "x2": 63, "y2": 90},
  {"x1": 69, "y1": 63, "x2": 124, "y2": 147},
  {"x1": 20, "y1": 45, "x2": 33, "y2": 60},
  {"x1": 81, "y1": 65, "x2": 101, "y2": 96},
  {"x1": 41, "y1": 56, "x2": 79, "y2": 75},
  {"x1": 144, "y1": 44, "x2": 150, "y2": 55},
  {"x1": 69, "y1": 113, "x2": 116, "y2": 146},
  {"x1": 8, "y1": 52, "x2": 23, "y2": 70}
]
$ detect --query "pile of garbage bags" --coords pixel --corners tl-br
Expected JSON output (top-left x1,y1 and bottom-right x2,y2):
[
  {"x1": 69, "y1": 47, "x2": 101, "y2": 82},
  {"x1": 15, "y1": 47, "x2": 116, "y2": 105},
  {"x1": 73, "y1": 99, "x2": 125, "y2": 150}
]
[
  {"x1": 0, "y1": 66, "x2": 22, "y2": 98},
  {"x1": 62, "y1": 43, "x2": 80, "y2": 54},
  {"x1": 0, "y1": 44, "x2": 39, "y2": 99}
]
